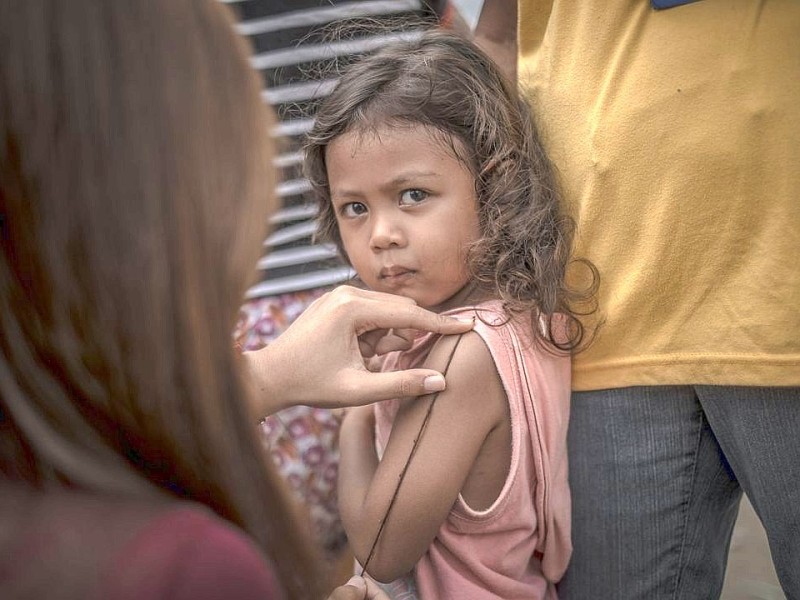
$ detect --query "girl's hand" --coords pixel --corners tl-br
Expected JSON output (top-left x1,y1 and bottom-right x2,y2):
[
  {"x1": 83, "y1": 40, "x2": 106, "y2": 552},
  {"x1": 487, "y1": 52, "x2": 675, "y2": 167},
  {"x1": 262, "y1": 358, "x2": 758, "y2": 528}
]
[
  {"x1": 358, "y1": 326, "x2": 417, "y2": 358},
  {"x1": 326, "y1": 576, "x2": 390, "y2": 600},
  {"x1": 244, "y1": 286, "x2": 473, "y2": 415}
]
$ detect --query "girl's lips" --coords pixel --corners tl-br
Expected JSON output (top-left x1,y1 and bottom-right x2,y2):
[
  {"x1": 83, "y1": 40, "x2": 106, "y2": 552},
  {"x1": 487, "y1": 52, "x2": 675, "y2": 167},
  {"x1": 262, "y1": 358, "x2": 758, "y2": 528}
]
[{"x1": 379, "y1": 267, "x2": 416, "y2": 283}]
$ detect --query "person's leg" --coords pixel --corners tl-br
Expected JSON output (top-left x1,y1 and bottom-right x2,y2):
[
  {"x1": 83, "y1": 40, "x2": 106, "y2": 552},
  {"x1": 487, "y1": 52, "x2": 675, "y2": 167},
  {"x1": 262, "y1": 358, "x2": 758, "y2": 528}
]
[
  {"x1": 558, "y1": 386, "x2": 742, "y2": 600},
  {"x1": 697, "y1": 386, "x2": 800, "y2": 598}
]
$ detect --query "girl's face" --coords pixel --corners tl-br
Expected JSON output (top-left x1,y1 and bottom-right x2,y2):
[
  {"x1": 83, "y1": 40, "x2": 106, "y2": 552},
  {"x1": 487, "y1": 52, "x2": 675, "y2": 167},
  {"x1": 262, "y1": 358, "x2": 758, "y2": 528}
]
[{"x1": 326, "y1": 124, "x2": 480, "y2": 312}]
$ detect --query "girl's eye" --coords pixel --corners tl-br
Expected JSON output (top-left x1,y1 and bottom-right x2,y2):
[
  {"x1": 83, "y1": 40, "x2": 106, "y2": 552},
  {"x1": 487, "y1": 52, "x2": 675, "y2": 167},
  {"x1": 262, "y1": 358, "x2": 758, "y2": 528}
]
[
  {"x1": 340, "y1": 202, "x2": 368, "y2": 218},
  {"x1": 399, "y1": 189, "x2": 428, "y2": 206}
]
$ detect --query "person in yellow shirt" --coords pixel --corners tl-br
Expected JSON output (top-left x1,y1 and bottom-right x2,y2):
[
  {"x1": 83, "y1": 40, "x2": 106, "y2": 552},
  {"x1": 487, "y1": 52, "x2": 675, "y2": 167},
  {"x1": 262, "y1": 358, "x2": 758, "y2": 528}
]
[{"x1": 476, "y1": 1, "x2": 800, "y2": 598}]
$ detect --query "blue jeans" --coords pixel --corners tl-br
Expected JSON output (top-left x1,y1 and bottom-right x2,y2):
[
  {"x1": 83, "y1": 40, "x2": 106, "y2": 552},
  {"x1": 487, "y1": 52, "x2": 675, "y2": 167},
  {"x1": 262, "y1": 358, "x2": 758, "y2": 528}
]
[{"x1": 557, "y1": 386, "x2": 800, "y2": 600}]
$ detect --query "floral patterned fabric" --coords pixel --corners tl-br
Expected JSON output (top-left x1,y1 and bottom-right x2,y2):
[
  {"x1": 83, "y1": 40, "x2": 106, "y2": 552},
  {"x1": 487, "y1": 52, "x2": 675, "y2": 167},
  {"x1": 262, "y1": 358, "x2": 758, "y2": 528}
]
[{"x1": 234, "y1": 289, "x2": 347, "y2": 554}]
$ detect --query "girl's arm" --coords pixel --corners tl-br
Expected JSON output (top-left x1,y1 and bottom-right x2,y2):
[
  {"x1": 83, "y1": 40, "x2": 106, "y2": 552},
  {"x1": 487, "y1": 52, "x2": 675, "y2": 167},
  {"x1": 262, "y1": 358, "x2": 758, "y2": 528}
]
[
  {"x1": 474, "y1": 0, "x2": 517, "y2": 83},
  {"x1": 338, "y1": 331, "x2": 508, "y2": 583}
]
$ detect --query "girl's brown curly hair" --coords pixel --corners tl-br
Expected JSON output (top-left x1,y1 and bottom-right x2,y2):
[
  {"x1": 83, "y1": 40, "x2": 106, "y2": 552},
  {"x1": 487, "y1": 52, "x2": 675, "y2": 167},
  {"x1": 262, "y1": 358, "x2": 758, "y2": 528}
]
[{"x1": 305, "y1": 29, "x2": 598, "y2": 352}]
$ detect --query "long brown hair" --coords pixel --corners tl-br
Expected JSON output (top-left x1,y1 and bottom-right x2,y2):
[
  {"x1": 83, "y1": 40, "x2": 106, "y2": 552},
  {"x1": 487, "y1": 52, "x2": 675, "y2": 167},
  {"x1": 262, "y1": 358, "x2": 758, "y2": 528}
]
[
  {"x1": 0, "y1": 1, "x2": 324, "y2": 596},
  {"x1": 305, "y1": 30, "x2": 598, "y2": 351}
]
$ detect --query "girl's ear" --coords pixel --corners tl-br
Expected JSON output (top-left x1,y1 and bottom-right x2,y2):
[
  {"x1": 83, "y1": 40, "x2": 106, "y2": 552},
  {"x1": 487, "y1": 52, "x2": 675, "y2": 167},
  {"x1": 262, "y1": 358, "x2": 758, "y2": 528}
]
[
  {"x1": 479, "y1": 155, "x2": 513, "y2": 179},
  {"x1": 479, "y1": 156, "x2": 502, "y2": 177}
]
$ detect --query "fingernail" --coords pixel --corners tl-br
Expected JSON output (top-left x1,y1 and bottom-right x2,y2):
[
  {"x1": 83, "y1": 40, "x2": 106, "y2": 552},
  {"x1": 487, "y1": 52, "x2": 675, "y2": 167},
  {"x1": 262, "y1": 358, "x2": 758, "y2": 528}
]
[
  {"x1": 456, "y1": 317, "x2": 474, "y2": 325},
  {"x1": 423, "y1": 374, "x2": 446, "y2": 392},
  {"x1": 346, "y1": 576, "x2": 366, "y2": 590}
]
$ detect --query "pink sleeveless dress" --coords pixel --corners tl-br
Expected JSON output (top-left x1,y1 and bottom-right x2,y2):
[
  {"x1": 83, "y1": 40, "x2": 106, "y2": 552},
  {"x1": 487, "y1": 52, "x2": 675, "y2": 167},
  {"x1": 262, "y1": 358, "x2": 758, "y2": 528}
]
[{"x1": 373, "y1": 301, "x2": 572, "y2": 599}]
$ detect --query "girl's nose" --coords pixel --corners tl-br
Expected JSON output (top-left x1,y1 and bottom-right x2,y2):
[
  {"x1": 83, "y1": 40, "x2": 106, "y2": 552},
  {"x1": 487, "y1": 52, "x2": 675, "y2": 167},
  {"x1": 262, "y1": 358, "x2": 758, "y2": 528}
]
[{"x1": 369, "y1": 215, "x2": 405, "y2": 251}]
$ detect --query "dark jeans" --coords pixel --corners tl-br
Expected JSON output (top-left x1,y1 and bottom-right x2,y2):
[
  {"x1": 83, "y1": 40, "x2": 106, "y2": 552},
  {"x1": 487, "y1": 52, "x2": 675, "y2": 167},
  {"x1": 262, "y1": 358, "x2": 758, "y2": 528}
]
[{"x1": 558, "y1": 386, "x2": 800, "y2": 600}]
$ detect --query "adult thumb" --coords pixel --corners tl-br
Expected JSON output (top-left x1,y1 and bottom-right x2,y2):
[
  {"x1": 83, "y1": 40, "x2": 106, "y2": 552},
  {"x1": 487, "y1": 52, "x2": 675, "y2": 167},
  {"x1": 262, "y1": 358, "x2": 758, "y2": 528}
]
[{"x1": 346, "y1": 368, "x2": 446, "y2": 405}]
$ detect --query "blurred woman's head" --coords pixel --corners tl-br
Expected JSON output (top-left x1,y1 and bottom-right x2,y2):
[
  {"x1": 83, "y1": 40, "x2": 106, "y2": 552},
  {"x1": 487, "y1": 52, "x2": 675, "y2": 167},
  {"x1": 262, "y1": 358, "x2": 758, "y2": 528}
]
[{"x1": 0, "y1": 1, "x2": 321, "y2": 596}]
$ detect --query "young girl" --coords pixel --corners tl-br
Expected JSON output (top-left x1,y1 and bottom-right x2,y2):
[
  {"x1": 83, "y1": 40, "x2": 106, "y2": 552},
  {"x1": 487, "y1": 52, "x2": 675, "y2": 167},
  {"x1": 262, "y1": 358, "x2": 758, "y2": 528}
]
[{"x1": 305, "y1": 30, "x2": 597, "y2": 599}]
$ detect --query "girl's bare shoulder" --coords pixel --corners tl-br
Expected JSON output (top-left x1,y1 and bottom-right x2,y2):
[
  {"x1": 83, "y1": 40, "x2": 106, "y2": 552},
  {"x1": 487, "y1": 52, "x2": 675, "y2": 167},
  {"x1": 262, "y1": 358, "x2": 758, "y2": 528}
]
[{"x1": 423, "y1": 331, "x2": 507, "y2": 421}]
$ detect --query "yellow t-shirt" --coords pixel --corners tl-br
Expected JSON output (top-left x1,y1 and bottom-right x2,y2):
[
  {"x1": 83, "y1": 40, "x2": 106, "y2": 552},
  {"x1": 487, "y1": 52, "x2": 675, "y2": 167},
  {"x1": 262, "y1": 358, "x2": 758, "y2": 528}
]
[{"x1": 519, "y1": 0, "x2": 800, "y2": 390}]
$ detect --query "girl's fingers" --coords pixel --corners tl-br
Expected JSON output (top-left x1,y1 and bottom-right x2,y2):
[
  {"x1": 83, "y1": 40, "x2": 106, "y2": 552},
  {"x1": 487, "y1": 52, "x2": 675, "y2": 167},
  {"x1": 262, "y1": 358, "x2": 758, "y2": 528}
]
[
  {"x1": 358, "y1": 329, "x2": 389, "y2": 358},
  {"x1": 363, "y1": 577, "x2": 392, "y2": 600},
  {"x1": 325, "y1": 579, "x2": 365, "y2": 600},
  {"x1": 326, "y1": 576, "x2": 391, "y2": 600},
  {"x1": 372, "y1": 330, "x2": 416, "y2": 355}
]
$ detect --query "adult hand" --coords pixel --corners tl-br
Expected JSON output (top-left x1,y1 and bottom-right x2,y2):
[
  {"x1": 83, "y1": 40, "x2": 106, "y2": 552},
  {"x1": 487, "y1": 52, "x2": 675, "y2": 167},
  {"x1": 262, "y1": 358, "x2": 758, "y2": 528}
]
[
  {"x1": 245, "y1": 286, "x2": 473, "y2": 415},
  {"x1": 326, "y1": 576, "x2": 390, "y2": 600}
]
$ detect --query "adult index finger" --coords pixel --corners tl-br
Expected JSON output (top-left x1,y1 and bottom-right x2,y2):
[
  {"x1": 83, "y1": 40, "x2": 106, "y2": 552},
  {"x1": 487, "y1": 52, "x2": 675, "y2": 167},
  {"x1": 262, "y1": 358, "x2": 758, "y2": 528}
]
[{"x1": 359, "y1": 303, "x2": 474, "y2": 336}]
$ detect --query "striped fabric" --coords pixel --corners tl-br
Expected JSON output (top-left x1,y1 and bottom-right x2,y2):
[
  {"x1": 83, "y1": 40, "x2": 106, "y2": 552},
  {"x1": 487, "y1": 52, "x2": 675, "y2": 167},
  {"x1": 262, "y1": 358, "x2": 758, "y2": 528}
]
[{"x1": 224, "y1": 0, "x2": 446, "y2": 299}]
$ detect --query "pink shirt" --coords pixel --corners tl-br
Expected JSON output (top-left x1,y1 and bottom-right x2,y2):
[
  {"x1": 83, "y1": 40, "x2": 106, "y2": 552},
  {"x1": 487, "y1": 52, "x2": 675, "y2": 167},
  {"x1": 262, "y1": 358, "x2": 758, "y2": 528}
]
[
  {"x1": 375, "y1": 301, "x2": 572, "y2": 599},
  {"x1": 0, "y1": 483, "x2": 283, "y2": 600}
]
